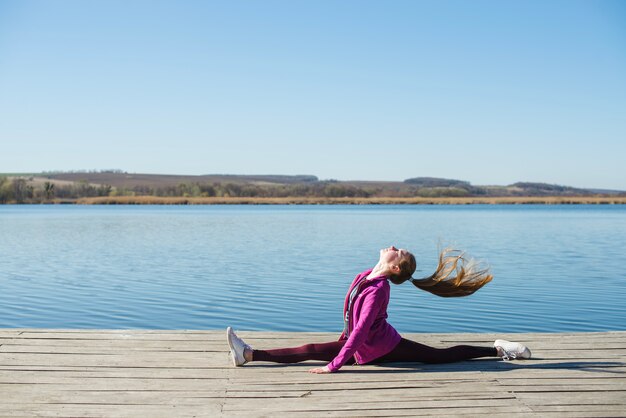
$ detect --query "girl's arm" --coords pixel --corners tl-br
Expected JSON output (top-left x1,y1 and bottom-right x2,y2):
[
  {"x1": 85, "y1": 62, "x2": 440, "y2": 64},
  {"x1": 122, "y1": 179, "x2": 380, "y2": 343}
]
[{"x1": 324, "y1": 287, "x2": 386, "y2": 372}]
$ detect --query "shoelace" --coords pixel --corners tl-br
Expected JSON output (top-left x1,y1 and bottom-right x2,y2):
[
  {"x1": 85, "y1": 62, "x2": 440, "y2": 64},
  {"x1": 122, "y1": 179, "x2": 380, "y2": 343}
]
[
  {"x1": 500, "y1": 348, "x2": 517, "y2": 361},
  {"x1": 236, "y1": 339, "x2": 251, "y2": 353}
]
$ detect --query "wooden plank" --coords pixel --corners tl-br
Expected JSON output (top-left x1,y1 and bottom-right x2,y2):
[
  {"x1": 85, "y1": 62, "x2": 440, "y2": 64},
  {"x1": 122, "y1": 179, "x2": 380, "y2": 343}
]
[
  {"x1": 0, "y1": 352, "x2": 225, "y2": 366},
  {"x1": 513, "y1": 390, "x2": 626, "y2": 404},
  {"x1": 0, "y1": 404, "x2": 220, "y2": 418},
  {"x1": 220, "y1": 397, "x2": 535, "y2": 412},
  {"x1": 0, "y1": 345, "x2": 219, "y2": 354}
]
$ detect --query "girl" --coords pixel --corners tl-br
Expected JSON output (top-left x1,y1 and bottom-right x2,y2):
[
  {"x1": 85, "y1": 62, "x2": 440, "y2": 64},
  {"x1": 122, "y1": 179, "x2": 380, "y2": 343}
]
[{"x1": 227, "y1": 246, "x2": 530, "y2": 373}]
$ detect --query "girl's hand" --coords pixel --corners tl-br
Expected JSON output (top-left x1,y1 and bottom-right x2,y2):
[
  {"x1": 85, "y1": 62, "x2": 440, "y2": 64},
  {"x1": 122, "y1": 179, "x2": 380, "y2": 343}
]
[{"x1": 308, "y1": 366, "x2": 331, "y2": 374}]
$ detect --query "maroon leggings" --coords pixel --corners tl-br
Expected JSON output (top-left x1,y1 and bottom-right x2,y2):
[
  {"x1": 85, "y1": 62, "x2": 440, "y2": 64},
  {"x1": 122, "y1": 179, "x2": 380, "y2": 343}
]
[{"x1": 253, "y1": 338, "x2": 497, "y2": 365}]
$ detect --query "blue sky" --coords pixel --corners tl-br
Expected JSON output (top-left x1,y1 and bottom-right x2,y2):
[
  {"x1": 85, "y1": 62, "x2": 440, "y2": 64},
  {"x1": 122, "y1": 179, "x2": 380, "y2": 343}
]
[{"x1": 1, "y1": 0, "x2": 625, "y2": 189}]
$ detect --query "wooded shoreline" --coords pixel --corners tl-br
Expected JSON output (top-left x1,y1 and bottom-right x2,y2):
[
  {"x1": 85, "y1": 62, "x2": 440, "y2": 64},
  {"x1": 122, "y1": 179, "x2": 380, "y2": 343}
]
[
  {"x1": 41, "y1": 195, "x2": 626, "y2": 204},
  {"x1": 3, "y1": 173, "x2": 625, "y2": 205},
  {"x1": 0, "y1": 172, "x2": 626, "y2": 205}
]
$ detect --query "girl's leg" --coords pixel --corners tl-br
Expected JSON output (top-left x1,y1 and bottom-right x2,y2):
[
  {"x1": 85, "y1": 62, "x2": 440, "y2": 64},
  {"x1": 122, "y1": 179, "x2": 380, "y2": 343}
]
[
  {"x1": 252, "y1": 340, "x2": 352, "y2": 364},
  {"x1": 373, "y1": 338, "x2": 497, "y2": 364}
]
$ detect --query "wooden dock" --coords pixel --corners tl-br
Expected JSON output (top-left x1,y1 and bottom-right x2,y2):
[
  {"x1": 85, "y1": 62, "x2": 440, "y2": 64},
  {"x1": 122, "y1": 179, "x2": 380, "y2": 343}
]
[{"x1": 1, "y1": 330, "x2": 625, "y2": 417}]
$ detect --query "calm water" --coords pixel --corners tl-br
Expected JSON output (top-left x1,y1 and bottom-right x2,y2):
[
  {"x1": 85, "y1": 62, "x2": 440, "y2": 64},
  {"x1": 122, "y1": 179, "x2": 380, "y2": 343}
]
[{"x1": 1, "y1": 205, "x2": 625, "y2": 333}]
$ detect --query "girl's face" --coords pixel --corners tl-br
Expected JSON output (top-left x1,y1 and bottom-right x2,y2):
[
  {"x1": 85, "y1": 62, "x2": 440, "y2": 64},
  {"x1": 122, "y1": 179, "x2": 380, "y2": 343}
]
[{"x1": 379, "y1": 246, "x2": 410, "y2": 266}]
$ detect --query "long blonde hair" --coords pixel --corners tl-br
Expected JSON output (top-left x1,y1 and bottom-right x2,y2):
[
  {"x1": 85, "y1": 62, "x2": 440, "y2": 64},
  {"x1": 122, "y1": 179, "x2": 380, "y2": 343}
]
[{"x1": 389, "y1": 248, "x2": 493, "y2": 297}]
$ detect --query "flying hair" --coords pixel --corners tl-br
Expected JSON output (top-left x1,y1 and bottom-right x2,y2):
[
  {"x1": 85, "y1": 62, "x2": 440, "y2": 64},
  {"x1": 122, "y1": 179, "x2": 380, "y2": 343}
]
[{"x1": 408, "y1": 248, "x2": 493, "y2": 297}]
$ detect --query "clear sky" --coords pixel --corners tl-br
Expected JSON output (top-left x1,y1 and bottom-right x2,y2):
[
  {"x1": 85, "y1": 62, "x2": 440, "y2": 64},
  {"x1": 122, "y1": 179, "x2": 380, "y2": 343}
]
[{"x1": 1, "y1": 0, "x2": 625, "y2": 189}]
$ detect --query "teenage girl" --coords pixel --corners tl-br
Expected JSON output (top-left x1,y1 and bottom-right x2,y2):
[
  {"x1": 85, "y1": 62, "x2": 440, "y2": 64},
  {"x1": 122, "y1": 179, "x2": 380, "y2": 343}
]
[{"x1": 227, "y1": 246, "x2": 530, "y2": 373}]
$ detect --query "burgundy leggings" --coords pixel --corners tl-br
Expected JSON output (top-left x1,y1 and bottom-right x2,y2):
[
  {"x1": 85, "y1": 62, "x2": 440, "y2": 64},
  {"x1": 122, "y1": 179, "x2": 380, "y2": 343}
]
[{"x1": 253, "y1": 338, "x2": 497, "y2": 365}]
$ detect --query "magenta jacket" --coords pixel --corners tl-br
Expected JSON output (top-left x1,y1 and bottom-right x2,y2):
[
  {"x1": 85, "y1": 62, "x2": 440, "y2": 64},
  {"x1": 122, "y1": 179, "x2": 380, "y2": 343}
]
[{"x1": 327, "y1": 269, "x2": 401, "y2": 372}]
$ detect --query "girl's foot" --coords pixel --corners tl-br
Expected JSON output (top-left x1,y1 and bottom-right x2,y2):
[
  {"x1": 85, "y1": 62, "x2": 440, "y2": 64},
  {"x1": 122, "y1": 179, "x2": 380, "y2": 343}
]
[
  {"x1": 226, "y1": 327, "x2": 251, "y2": 366},
  {"x1": 494, "y1": 339, "x2": 531, "y2": 360}
]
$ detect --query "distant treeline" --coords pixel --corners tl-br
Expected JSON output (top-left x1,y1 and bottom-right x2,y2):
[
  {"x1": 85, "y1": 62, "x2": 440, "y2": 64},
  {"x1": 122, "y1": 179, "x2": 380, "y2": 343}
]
[
  {"x1": 127, "y1": 181, "x2": 374, "y2": 199},
  {"x1": 0, "y1": 176, "x2": 482, "y2": 203},
  {"x1": 0, "y1": 176, "x2": 374, "y2": 203},
  {"x1": 42, "y1": 169, "x2": 127, "y2": 174},
  {"x1": 1, "y1": 175, "x2": 623, "y2": 204},
  {"x1": 0, "y1": 177, "x2": 112, "y2": 203}
]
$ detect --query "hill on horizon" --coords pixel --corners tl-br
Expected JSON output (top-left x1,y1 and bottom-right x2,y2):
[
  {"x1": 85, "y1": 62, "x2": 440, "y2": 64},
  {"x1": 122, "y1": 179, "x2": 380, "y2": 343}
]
[{"x1": 1, "y1": 171, "x2": 622, "y2": 201}]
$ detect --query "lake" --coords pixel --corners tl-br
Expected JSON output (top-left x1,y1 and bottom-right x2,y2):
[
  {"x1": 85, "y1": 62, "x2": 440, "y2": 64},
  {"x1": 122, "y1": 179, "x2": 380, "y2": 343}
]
[{"x1": 1, "y1": 204, "x2": 625, "y2": 333}]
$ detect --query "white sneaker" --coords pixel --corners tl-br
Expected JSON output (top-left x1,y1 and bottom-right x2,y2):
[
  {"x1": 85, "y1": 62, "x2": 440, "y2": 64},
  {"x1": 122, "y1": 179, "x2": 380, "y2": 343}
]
[
  {"x1": 226, "y1": 327, "x2": 251, "y2": 366},
  {"x1": 494, "y1": 339, "x2": 531, "y2": 361}
]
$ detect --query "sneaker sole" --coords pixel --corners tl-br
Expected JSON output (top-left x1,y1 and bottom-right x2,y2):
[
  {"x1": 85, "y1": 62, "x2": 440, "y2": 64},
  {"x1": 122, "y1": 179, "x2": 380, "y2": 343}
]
[{"x1": 226, "y1": 327, "x2": 242, "y2": 367}]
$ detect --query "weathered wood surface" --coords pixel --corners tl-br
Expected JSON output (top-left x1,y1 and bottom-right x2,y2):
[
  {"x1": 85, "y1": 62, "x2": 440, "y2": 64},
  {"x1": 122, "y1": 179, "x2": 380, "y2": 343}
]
[{"x1": 1, "y1": 330, "x2": 625, "y2": 417}]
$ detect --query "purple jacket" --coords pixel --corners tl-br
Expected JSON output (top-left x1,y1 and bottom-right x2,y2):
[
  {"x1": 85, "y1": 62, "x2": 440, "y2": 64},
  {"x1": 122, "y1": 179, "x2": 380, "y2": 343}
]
[{"x1": 327, "y1": 269, "x2": 401, "y2": 372}]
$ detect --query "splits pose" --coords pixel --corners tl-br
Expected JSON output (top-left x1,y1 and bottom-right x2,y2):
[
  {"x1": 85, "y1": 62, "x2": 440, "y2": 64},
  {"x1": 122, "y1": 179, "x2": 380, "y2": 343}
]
[{"x1": 227, "y1": 246, "x2": 531, "y2": 373}]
